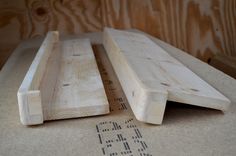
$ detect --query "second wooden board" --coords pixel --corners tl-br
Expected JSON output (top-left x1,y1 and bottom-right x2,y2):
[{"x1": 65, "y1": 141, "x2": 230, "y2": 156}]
[{"x1": 103, "y1": 28, "x2": 230, "y2": 124}]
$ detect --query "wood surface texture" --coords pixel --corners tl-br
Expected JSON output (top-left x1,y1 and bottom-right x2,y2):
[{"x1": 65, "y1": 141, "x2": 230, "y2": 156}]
[
  {"x1": 0, "y1": 0, "x2": 235, "y2": 68},
  {"x1": 17, "y1": 31, "x2": 109, "y2": 125},
  {"x1": 104, "y1": 28, "x2": 230, "y2": 124},
  {"x1": 1, "y1": 32, "x2": 236, "y2": 155},
  {"x1": 209, "y1": 53, "x2": 236, "y2": 79},
  {"x1": 18, "y1": 31, "x2": 59, "y2": 125}
]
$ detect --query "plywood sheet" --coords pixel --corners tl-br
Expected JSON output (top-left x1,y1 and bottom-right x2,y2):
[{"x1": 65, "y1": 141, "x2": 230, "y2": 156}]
[{"x1": 1, "y1": 0, "x2": 236, "y2": 69}]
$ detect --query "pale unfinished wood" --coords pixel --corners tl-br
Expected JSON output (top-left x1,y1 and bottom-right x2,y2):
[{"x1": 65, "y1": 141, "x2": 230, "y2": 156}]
[
  {"x1": 17, "y1": 32, "x2": 109, "y2": 125},
  {"x1": 17, "y1": 31, "x2": 59, "y2": 125},
  {"x1": 103, "y1": 28, "x2": 231, "y2": 124},
  {"x1": 1, "y1": 32, "x2": 236, "y2": 156}
]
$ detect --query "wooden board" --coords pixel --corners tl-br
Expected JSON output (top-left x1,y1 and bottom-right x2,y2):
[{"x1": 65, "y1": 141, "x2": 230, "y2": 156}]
[
  {"x1": 17, "y1": 31, "x2": 109, "y2": 125},
  {"x1": 0, "y1": 0, "x2": 236, "y2": 69},
  {"x1": 103, "y1": 28, "x2": 231, "y2": 124},
  {"x1": 1, "y1": 32, "x2": 236, "y2": 155}
]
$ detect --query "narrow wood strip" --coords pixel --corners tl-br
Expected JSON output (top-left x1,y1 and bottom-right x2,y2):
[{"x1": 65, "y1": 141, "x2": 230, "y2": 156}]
[{"x1": 17, "y1": 31, "x2": 58, "y2": 125}]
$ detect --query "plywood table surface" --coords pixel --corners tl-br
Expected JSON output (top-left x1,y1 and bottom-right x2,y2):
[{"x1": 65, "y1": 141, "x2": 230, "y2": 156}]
[{"x1": 0, "y1": 31, "x2": 236, "y2": 156}]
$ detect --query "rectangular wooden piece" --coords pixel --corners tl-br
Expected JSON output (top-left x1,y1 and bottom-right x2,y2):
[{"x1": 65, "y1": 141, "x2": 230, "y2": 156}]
[
  {"x1": 18, "y1": 32, "x2": 109, "y2": 125},
  {"x1": 103, "y1": 28, "x2": 230, "y2": 124}
]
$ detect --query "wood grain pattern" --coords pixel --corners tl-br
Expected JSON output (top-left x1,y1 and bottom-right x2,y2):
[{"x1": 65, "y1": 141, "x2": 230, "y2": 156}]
[
  {"x1": 104, "y1": 28, "x2": 230, "y2": 124},
  {"x1": 0, "y1": 0, "x2": 102, "y2": 68},
  {"x1": 17, "y1": 31, "x2": 59, "y2": 125},
  {"x1": 17, "y1": 31, "x2": 109, "y2": 125},
  {"x1": 0, "y1": 0, "x2": 235, "y2": 68},
  {"x1": 101, "y1": 0, "x2": 236, "y2": 62}
]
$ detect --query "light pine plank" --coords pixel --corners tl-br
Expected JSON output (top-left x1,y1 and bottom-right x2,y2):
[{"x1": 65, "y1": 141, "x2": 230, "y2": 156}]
[
  {"x1": 17, "y1": 31, "x2": 58, "y2": 125},
  {"x1": 43, "y1": 39, "x2": 109, "y2": 120},
  {"x1": 1, "y1": 32, "x2": 236, "y2": 156},
  {"x1": 17, "y1": 32, "x2": 109, "y2": 125},
  {"x1": 103, "y1": 28, "x2": 231, "y2": 124}
]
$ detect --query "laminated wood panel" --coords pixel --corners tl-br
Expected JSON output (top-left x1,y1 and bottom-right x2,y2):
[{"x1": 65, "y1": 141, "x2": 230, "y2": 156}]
[{"x1": 0, "y1": 0, "x2": 235, "y2": 68}]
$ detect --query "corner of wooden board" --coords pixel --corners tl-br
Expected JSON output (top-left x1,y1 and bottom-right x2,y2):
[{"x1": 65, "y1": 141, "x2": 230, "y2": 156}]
[
  {"x1": 48, "y1": 31, "x2": 59, "y2": 42},
  {"x1": 17, "y1": 90, "x2": 43, "y2": 125},
  {"x1": 135, "y1": 88, "x2": 168, "y2": 125}
]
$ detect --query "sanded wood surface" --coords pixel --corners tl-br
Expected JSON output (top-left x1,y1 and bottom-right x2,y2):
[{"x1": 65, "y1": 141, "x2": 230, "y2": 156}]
[
  {"x1": 103, "y1": 28, "x2": 230, "y2": 124},
  {"x1": 17, "y1": 32, "x2": 109, "y2": 125},
  {"x1": 1, "y1": 32, "x2": 236, "y2": 156},
  {"x1": 44, "y1": 39, "x2": 109, "y2": 121},
  {"x1": 18, "y1": 31, "x2": 59, "y2": 125},
  {"x1": 0, "y1": 0, "x2": 235, "y2": 68}
]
